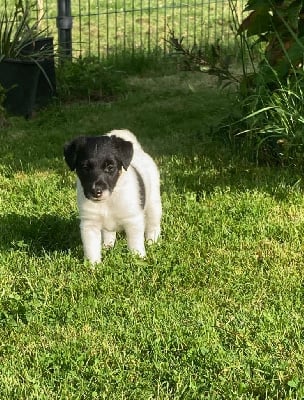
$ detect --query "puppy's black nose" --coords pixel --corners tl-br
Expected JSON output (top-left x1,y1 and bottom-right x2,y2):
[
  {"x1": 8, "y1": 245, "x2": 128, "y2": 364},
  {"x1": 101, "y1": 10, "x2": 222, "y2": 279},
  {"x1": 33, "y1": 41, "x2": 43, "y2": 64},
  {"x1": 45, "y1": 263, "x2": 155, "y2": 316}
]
[{"x1": 92, "y1": 187, "x2": 102, "y2": 198}]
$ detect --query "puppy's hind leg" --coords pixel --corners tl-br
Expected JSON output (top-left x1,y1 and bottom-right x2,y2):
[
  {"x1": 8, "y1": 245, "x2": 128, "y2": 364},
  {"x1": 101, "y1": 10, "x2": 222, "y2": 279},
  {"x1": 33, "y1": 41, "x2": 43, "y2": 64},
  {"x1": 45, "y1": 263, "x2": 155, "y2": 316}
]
[
  {"x1": 125, "y1": 217, "x2": 146, "y2": 257},
  {"x1": 102, "y1": 230, "x2": 117, "y2": 248},
  {"x1": 145, "y1": 201, "x2": 162, "y2": 244}
]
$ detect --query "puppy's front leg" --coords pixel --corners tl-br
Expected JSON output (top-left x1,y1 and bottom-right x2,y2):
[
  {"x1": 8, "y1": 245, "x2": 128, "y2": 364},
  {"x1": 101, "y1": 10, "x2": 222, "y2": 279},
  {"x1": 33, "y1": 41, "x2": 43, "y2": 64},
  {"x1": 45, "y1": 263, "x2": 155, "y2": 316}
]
[
  {"x1": 125, "y1": 218, "x2": 146, "y2": 257},
  {"x1": 102, "y1": 230, "x2": 117, "y2": 248},
  {"x1": 80, "y1": 220, "x2": 102, "y2": 263}
]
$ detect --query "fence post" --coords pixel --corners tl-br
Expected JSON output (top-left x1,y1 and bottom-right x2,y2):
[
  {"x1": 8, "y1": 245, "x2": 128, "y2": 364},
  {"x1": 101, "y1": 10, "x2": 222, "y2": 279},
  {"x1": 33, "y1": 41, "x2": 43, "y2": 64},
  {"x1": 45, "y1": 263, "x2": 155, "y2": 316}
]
[{"x1": 56, "y1": 0, "x2": 73, "y2": 62}]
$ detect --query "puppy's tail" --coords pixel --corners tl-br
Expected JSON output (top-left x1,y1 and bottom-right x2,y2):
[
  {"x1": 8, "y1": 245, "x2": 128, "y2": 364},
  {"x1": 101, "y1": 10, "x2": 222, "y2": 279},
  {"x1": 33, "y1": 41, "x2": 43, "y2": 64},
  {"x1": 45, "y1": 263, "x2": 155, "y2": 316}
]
[{"x1": 107, "y1": 129, "x2": 142, "y2": 150}]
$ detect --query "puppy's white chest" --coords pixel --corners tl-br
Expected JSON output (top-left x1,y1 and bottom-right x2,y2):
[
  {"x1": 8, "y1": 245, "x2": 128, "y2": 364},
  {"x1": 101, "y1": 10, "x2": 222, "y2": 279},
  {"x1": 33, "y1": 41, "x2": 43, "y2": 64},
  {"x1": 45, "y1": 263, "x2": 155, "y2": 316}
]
[
  {"x1": 77, "y1": 183, "x2": 126, "y2": 230},
  {"x1": 78, "y1": 197, "x2": 119, "y2": 230},
  {"x1": 98, "y1": 205, "x2": 122, "y2": 232}
]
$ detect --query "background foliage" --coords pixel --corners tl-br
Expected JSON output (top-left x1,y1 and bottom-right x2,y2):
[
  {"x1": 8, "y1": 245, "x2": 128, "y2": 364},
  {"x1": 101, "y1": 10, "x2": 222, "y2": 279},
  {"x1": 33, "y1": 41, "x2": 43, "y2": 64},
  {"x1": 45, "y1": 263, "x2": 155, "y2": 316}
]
[{"x1": 218, "y1": 0, "x2": 304, "y2": 165}]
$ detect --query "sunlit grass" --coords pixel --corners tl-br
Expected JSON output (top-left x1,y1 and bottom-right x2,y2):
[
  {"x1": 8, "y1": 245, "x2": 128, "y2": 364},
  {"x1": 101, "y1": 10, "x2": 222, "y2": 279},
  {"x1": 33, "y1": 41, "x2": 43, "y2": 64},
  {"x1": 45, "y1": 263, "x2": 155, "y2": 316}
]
[{"x1": 0, "y1": 73, "x2": 304, "y2": 398}]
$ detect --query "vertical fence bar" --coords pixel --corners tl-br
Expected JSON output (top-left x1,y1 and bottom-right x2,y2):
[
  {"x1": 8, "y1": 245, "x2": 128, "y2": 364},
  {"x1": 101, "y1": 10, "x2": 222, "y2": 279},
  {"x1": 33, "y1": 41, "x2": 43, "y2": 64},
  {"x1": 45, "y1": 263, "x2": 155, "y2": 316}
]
[
  {"x1": 201, "y1": 0, "x2": 204, "y2": 46},
  {"x1": 57, "y1": 0, "x2": 73, "y2": 61},
  {"x1": 179, "y1": 0, "x2": 182, "y2": 43},
  {"x1": 193, "y1": 0, "x2": 197, "y2": 44},
  {"x1": 171, "y1": 0, "x2": 175, "y2": 43},
  {"x1": 163, "y1": 0, "x2": 166, "y2": 53},
  {"x1": 87, "y1": 0, "x2": 91, "y2": 56},
  {"x1": 131, "y1": 0, "x2": 135, "y2": 55},
  {"x1": 206, "y1": 0, "x2": 210, "y2": 48},
  {"x1": 148, "y1": 0, "x2": 151, "y2": 53},
  {"x1": 214, "y1": 0, "x2": 218, "y2": 44},
  {"x1": 220, "y1": 0, "x2": 224, "y2": 43},
  {"x1": 123, "y1": 0, "x2": 127, "y2": 53},
  {"x1": 186, "y1": 0, "x2": 189, "y2": 47},
  {"x1": 106, "y1": 0, "x2": 109, "y2": 56},
  {"x1": 45, "y1": 0, "x2": 51, "y2": 35},
  {"x1": 155, "y1": 0, "x2": 159, "y2": 51},
  {"x1": 140, "y1": 0, "x2": 143, "y2": 50},
  {"x1": 114, "y1": 0, "x2": 118, "y2": 57},
  {"x1": 78, "y1": 0, "x2": 82, "y2": 57},
  {"x1": 97, "y1": 0, "x2": 100, "y2": 58}
]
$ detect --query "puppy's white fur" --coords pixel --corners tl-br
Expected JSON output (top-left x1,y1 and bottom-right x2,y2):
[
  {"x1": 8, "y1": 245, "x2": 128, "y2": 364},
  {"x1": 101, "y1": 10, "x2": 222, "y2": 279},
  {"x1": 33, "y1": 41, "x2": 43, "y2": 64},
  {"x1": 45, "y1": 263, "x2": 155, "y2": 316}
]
[{"x1": 77, "y1": 129, "x2": 162, "y2": 263}]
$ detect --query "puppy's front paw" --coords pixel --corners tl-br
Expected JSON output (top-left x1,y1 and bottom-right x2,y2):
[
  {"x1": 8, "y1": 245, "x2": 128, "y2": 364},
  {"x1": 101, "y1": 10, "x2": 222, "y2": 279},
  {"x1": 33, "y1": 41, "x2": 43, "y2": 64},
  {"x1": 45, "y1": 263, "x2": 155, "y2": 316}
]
[
  {"x1": 131, "y1": 247, "x2": 146, "y2": 258},
  {"x1": 102, "y1": 230, "x2": 117, "y2": 248},
  {"x1": 127, "y1": 240, "x2": 146, "y2": 258},
  {"x1": 145, "y1": 227, "x2": 161, "y2": 244},
  {"x1": 84, "y1": 256, "x2": 101, "y2": 265}
]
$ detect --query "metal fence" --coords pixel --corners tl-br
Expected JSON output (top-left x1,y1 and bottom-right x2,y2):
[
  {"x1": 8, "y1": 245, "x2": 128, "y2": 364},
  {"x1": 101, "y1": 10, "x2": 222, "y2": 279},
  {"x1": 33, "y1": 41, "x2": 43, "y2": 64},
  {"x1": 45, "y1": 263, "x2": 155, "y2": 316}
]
[{"x1": 3, "y1": 0, "x2": 245, "y2": 59}]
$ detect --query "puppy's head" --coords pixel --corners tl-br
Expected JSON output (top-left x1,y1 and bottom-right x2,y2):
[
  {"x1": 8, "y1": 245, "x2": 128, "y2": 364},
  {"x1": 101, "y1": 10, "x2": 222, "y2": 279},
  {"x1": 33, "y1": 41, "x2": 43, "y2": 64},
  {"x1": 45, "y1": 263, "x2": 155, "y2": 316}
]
[{"x1": 64, "y1": 135, "x2": 133, "y2": 201}]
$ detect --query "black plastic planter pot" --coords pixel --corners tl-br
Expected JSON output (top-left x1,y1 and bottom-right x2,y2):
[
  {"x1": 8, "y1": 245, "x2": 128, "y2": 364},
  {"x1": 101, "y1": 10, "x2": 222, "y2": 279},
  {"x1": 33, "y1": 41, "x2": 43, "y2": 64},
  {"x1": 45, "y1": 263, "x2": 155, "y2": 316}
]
[
  {"x1": 0, "y1": 37, "x2": 56, "y2": 118},
  {"x1": 0, "y1": 58, "x2": 40, "y2": 118},
  {"x1": 22, "y1": 37, "x2": 57, "y2": 107}
]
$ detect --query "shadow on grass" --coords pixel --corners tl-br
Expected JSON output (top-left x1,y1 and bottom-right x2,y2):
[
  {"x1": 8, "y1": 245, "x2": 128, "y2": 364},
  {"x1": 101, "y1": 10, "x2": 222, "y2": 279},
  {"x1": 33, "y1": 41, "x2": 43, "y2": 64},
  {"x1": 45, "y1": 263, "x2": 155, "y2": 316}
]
[
  {"x1": 159, "y1": 132, "x2": 304, "y2": 203},
  {"x1": 0, "y1": 213, "x2": 81, "y2": 257}
]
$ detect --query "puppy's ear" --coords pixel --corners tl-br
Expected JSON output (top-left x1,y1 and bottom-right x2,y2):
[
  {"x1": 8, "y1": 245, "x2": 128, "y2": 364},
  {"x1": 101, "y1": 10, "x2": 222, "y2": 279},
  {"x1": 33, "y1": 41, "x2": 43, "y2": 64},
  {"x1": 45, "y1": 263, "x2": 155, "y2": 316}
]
[
  {"x1": 64, "y1": 136, "x2": 86, "y2": 171},
  {"x1": 111, "y1": 136, "x2": 134, "y2": 170}
]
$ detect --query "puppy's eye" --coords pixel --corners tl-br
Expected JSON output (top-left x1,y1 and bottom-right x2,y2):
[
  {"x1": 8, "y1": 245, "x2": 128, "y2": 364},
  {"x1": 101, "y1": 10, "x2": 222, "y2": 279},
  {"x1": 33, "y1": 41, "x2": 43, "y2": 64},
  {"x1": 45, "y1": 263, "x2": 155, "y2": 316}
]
[
  {"x1": 104, "y1": 164, "x2": 115, "y2": 173},
  {"x1": 81, "y1": 162, "x2": 90, "y2": 170}
]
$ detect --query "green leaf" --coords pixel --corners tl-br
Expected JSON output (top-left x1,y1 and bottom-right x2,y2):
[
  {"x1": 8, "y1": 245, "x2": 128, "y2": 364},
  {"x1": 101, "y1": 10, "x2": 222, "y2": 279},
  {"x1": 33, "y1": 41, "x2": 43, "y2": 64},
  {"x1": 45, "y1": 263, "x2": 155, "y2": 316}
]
[
  {"x1": 238, "y1": 10, "x2": 272, "y2": 36},
  {"x1": 287, "y1": 379, "x2": 299, "y2": 388},
  {"x1": 284, "y1": 0, "x2": 303, "y2": 31},
  {"x1": 244, "y1": 0, "x2": 271, "y2": 12}
]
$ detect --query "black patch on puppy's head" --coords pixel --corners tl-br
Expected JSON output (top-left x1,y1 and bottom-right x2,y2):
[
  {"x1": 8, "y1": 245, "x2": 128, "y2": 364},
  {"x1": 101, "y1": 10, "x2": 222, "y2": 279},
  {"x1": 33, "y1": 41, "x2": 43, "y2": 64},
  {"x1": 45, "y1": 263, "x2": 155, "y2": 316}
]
[
  {"x1": 64, "y1": 135, "x2": 133, "y2": 171},
  {"x1": 63, "y1": 136, "x2": 87, "y2": 171},
  {"x1": 110, "y1": 135, "x2": 134, "y2": 171},
  {"x1": 63, "y1": 134, "x2": 133, "y2": 201}
]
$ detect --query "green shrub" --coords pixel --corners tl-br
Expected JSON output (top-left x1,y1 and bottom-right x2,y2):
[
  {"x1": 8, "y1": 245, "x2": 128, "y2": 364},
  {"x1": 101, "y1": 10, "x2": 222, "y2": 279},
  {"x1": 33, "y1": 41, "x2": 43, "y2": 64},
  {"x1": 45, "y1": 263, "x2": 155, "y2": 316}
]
[
  {"x1": 224, "y1": 70, "x2": 304, "y2": 165},
  {"x1": 56, "y1": 56, "x2": 128, "y2": 102},
  {"x1": 237, "y1": 0, "x2": 304, "y2": 87},
  {"x1": 103, "y1": 48, "x2": 176, "y2": 76},
  {"x1": 215, "y1": 0, "x2": 304, "y2": 166}
]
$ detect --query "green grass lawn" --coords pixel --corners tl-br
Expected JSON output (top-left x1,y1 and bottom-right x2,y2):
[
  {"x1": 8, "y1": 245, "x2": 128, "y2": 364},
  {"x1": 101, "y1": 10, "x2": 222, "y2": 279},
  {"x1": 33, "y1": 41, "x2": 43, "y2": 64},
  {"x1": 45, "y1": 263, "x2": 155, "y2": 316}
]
[{"x1": 0, "y1": 72, "x2": 304, "y2": 399}]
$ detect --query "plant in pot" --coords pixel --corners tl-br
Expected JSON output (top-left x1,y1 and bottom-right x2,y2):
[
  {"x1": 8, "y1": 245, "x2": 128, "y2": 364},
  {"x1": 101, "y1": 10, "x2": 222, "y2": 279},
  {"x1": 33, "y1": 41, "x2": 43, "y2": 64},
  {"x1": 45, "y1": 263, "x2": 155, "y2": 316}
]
[
  {"x1": 0, "y1": 1, "x2": 56, "y2": 118},
  {"x1": 0, "y1": 82, "x2": 9, "y2": 128}
]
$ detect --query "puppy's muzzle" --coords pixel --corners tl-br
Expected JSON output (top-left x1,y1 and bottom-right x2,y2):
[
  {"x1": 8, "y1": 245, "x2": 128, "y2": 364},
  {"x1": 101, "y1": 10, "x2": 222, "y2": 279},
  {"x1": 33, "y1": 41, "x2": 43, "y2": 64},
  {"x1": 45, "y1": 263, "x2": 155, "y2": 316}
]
[
  {"x1": 88, "y1": 183, "x2": 105, "y2": 201},
  {"x1": 91, "y1": 188, "x2": 102, "y2": 198}
]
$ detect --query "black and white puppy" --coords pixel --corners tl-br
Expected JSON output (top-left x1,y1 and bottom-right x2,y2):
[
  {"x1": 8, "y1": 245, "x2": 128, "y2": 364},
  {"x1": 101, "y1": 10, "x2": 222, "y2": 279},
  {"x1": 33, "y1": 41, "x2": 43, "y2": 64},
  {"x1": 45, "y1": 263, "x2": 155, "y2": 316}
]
[{"x1": 64, "y1": 129, "x2": 162, "y2": 263}]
